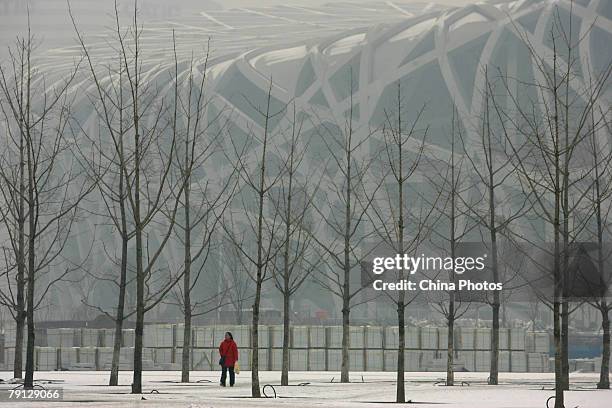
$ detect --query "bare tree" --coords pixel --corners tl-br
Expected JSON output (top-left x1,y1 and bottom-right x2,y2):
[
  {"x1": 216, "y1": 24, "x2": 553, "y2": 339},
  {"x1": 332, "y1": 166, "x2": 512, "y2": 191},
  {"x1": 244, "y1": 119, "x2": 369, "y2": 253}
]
[
  {"x1": 309, "y1": 78, "x2": 380, "y2": 383},
  {"x1": 0, "y1": 23, "x2": 93, "y2": 388},
  {"x1": 458, "y1": 67, "x2": 532, "y2": 385},
  {"x1": 124, "y1": 28, "x2": 186, "y2": 394},
  {"x1": 269, "y1": 104, "x2": 320, "y2": 386},
  {"x1": 582, "y1": 107, "x2": 612, "y2": 389},
  {"x1": 368, "y1": 83, "x2": 433, "y2": 401},
  {"x1": 0, "y1": 37, "x2": 27, "y2": 377},
  {"x1": 166, "y1": 45, "x2": 237, "y2": 383},
  {"x1": 70, "y1": 4, "x2": 136, "y2": 385},
  {"x1": 493, "y1": 3, "x2": 611, "y2": 405},
  {"x1": 424, "y1": 108, "x2": 474, "y2": 387},
  {"x1": 223, "y1": 80, "x2": 285, "y2": 397},
  {"x1": 71, "y1": 0, "x2": 188, "y2": 393}
]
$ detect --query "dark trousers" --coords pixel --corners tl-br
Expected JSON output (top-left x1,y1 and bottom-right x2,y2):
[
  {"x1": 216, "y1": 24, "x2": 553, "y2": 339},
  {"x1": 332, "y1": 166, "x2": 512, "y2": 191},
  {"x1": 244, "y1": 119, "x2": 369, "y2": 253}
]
[{"x1": 220, "y1": 365, "x2": 235, "y2": 386}]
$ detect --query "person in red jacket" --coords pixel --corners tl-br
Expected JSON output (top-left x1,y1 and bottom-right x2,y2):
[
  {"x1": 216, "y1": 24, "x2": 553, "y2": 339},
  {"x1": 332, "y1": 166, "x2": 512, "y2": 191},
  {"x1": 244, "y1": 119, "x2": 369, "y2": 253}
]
[{"x1": 219, "y1": 331, "x2": 238, "y2": 387}]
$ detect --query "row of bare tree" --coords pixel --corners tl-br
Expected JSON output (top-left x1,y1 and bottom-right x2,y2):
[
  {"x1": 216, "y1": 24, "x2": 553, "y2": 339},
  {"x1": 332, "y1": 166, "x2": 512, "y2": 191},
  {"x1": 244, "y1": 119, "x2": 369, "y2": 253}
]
[{"x1": 0, "y1": 3, "x2": 609, "y2": 408}]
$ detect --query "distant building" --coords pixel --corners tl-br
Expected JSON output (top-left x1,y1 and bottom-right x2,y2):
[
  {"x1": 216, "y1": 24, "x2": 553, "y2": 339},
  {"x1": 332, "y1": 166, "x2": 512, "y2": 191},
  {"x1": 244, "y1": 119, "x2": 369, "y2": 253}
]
[{"x1": 9, "y1": 0, "x2": 610, "y2": 321}]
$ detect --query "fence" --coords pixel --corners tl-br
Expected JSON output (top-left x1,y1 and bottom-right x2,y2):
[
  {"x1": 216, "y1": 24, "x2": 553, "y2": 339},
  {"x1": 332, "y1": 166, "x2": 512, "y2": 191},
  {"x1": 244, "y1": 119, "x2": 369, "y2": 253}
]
[{"x1": 0, "y1": 325, "x2": 553, "y2": 372}]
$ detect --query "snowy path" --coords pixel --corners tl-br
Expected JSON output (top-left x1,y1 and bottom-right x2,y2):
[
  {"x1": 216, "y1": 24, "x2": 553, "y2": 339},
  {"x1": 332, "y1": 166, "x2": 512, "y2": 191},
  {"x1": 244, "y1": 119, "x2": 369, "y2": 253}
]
[{"x1": 0, "y1": 371, "x2": 609, "y2": 407}]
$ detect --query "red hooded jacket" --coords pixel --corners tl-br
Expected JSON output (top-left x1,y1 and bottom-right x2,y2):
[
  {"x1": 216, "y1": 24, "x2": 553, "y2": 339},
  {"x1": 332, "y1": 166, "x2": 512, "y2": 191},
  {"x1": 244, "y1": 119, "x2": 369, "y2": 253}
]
[{"x1": 219, "y1": 338, "x2": 238, "y2": 367}]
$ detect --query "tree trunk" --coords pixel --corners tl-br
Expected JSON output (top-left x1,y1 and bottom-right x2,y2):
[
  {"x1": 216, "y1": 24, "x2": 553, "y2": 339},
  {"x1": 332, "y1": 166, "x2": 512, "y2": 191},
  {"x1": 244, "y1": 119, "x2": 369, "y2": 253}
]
[
  {"x1": 250, "y1": 87, "x2": 273, "y2": 398},
  {"x1": 109, "y1": 313, "x2": 123, "y2": 386},
  {"x1": 281, "y1": 286, "x2": 290, "y2": 385},
  {"x1": 552, "y1": 83, "x2": 564, "y2": 407},
  {"x1": 553, "y1": 300, "x2": 564, "y2": 408},
  {"x1": 561, "y1": 193, "x2": 570, "y2": 392},
  {"x1": 446, "y1": 133, "x2": 456, "y2": 388},
  {"x1": 339, "y1": 264, "x2": 351, "y2": 385},
  {"x1": 13, "y1": 313, "x2": 25, "y2": 379},
  {"x1": 281, "y1": 288, "x2": 290, "y2": 385},
  {"x1": 132, "y1": 223, "x2": 144, "y2": 394},
  {"x1": 485, "y1": 101, "x2": 500, "y2": 385},
  {"x1": 109, "y1": 233, "x2": 128, "y2": 386},
  {"x1": 24, "y1": 276, "x2": 35, "y2": 389},
  {"x1": 181, "y1": 306, "x2": 191, "y2": 383},
  {"x1": 553, "y1": 214, "x2": 564, "y2": 408},
  {"x1": 131, "y1": 59, "x2": 143, "y2": 392},
  {"x1": 340, "y1": 131, "x2": 352, "y2": 384},
  {"x1": 446, "y1": 298, "x2": 454, "y2": 386},
  {"x1": 280, "y1": 146, "x2": 294, "y2": 386},
  {"x1": 561, "y1": 300, "x2": 569, "y2": 390},
  {"x1": 488, "y1": 220, "x2": 500, "y2": 386},
  {"x1": 24, "y1": 165, "x2": 36, "y2": 389},
  {"x1": 251, "y1": 282, "x2": 261, "y2": 397},
  {"x1": 489, "y1": 300, "x2": 500, "y2": 385},
  {"x1": 341, "y1": 301, "x2": 350, "y2": 383},
  {"x1": 592, "y1": 106, "x2": 608, "y2": 390},
  {"x1": 251, "y1": 166, "x2": 265, "y2": 397},
  {"x1": 181, "y1": 182, "x2": 192, "y2": 383},
  {"x1": 395, "y1": 85, "x2": 406, "y2": 402},
  {"x1": 598, "y1": 304, "x2": 610, "y2": 389},
  {"x1": 132, "y1": 299, "x2": 143, "y2": 393},
  {"x1": 110, "y1": 115, "x2": 128, "y2": 386},
  {"x1": 396, "y1": 304, "x2": 405, "y2": 402},
  {"x1": 131, "y1": 135, "x2": 143, "y2": 394},
  {"x1": 14, "y1": 133, "x2": 26, "y2": 379},
  {"x1": 250, "y1": 197, "x2": 264, "y2": 398}
]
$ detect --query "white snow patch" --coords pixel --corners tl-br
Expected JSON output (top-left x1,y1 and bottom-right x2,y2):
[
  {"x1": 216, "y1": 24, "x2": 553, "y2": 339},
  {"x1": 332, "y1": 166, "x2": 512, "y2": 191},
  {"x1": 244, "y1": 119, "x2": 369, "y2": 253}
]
[{"x1": 0, "y1": 370, "x2": 609, "y2": 408}]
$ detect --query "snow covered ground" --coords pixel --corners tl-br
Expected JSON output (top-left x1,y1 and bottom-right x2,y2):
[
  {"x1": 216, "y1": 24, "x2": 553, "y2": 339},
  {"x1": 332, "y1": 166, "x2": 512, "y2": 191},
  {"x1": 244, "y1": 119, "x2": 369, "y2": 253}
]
[{"x1": 0, "y1": 371, "x2": 609, "y2": 407}]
